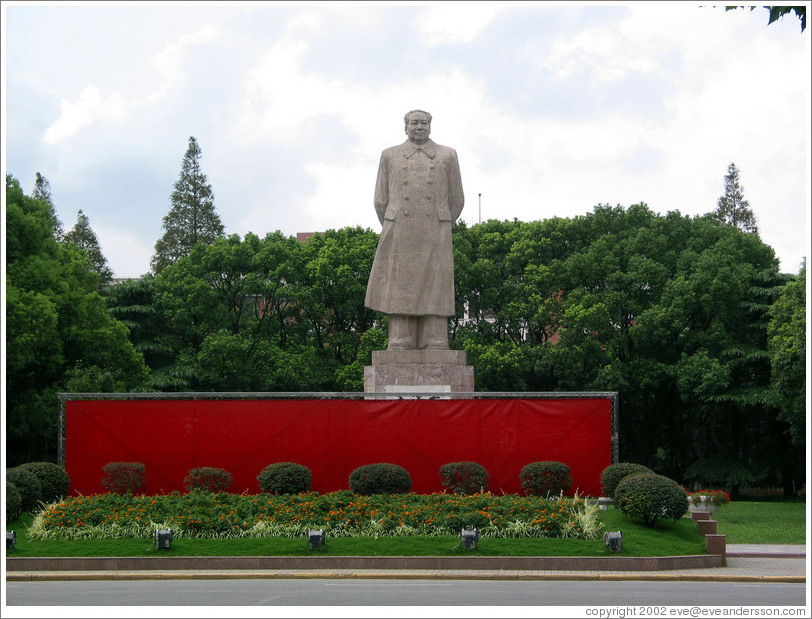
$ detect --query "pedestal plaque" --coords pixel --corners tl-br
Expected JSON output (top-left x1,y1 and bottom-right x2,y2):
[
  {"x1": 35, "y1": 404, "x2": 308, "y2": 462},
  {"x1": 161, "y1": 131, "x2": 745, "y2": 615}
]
[{"x1": 364, "y1": 349, "x2": 475, "y2": 395}]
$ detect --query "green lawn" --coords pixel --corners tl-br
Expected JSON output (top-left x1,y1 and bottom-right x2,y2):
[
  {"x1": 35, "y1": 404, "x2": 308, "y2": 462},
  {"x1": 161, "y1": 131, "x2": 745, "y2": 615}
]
[
  {"x1": 6, "y1": 500, "x2": 804, "y2": 558},
  {"x1": 712, "y1": 500, "x2": 807, "y2": 544}
]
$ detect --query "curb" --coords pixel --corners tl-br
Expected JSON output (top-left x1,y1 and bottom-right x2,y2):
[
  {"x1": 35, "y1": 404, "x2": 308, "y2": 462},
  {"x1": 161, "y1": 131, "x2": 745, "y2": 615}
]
[
  {"x1": 5, "y1": 570, "x2": 806, "y2": 584},
  {"x1": 5, "y1": 554, "x2": 723, "y2": 573}
]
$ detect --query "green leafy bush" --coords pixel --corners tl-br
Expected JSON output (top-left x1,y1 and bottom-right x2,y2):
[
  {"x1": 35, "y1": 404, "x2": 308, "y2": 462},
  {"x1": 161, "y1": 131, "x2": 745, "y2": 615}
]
[
  {"x1": 18, "y1": 462, "x2": 70, "y2": 503},
  {"x1": 348, "y1": 463, "x2": 412, "y2": 495},
  {"x1": 614, "y1": 473, "x2": 689, "y2": 526},
  {"x1": 101, "y1": 462, "x2": 146, "y2": 494},
  {"x1": 600, "y1": 462, "x2": 653, "y2": 498},
  {"x1": 520, "y1": 461, "x2": 572, "y2": 497},
  {"x1": 257, "y1": 462, "x2": 313, "y2": 494},
  {"x1": 6, "y1": 481, "x2": 22, "y2": 521},
  {"x1": 184, "y1": 467, "x2": 233, "y2": 493},
  {"x1": 6, "y1": 466, "x2": 43, "y2": 512},
  {"x1": 439, "y1": 461, "x2": 489, "y2": 494}
]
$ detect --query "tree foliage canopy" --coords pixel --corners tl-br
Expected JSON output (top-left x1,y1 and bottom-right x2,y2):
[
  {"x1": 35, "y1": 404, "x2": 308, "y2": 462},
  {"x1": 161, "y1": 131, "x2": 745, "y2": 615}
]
[
  {"x1": 6, "y1": 174, "x2": 149, "y2": 465},
  {"x1": 767, "y1": 261, "x2": 806, "y2": 445},
  {"x1": 64, "y1": 209, "x2": 114, "y2": 285},
  {"x1": 713, "y1": 162, "x2": 758, "y2": 234},
  {"x1": 151, "y1": 136, "x2": 224, "y2": 274},
  {"x1": 726, "y1": 6, "x2": 807, "y2": 32}
]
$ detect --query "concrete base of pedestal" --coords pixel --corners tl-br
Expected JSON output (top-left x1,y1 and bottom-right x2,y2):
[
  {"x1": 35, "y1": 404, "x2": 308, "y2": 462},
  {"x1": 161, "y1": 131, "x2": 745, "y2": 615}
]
[{"x1": 364, "y1": 349, "x2": 475, "y2": 395}]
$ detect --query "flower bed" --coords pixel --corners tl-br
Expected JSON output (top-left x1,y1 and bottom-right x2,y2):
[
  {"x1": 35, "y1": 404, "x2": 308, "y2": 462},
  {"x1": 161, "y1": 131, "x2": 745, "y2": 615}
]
[
  {"x1": 28, "y1": 491, "x2": 602, "y2": 541},
  {"x1": 686, "y1": 489, "x2": 731, "y2": 512}
]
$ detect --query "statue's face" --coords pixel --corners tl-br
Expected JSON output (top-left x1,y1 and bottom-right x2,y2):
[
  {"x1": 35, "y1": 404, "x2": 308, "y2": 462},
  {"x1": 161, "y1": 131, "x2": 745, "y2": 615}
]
[{"x1": 405, "y1": 112, "x2": 431, "y2": 144}]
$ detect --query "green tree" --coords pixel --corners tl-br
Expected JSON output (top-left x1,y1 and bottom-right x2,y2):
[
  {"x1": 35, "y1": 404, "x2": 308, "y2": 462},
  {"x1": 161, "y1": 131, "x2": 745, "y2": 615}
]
[
  {"x1": 151, "y1": 136, "x2": 224, "y2": 274},
  {"x1": 6, "y1": 174, "x2": 149, "y2": 465},
  {"x1": 64, "y1": 209, "x2": 114, "y2": 285},
  {"x1": 144, "y1": 227, "x2": 379, "y2": 392},
  {"x1": 726, "y1": 6, "x2": 806, "y2": 32},
  {"x1": 712, "y1": 162, "x2": 758, "y2": 234},
  {"x1": 767, "y1": 261, "x2": 806, "y2": 446},
  {"x1": 103, "y1": 276, "x2": 174, "y2": 378},
  {"x1": 31, "y1": 172, "x2": 63, "y2": 239},
  {"x1": 451, "y1": 203, "x2": 797, "y2": 493},
  {"x1": 291, "y1": 227, "x2": 379, "y2": 374}
]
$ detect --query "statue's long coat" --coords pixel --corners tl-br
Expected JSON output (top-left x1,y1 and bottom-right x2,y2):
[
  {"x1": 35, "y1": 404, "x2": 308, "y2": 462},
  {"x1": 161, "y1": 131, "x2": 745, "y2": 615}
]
[{"x1": 365, "y1": 139, "x2": 464, "y2": 317}]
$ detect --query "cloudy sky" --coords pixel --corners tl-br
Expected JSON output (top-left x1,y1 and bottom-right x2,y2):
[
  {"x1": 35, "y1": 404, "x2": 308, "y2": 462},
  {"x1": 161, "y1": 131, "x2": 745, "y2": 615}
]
[{"x1": 3, "y1": 1, "x2": 810, "y2": 278}]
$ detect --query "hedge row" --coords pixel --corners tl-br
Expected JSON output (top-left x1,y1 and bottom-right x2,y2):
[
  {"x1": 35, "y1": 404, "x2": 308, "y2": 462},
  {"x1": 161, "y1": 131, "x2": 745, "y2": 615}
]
[
  {"x1": 98, "y1": 460, "x2": 576, "y2": 497},
  {"x1": 9, "y1": 459, "x2": 693, "y2": 528},
  {"x1": 5, "y1": 462, "x2": 70, "y2": 519},
  {"x1": 601, "y1": 462, "x2": 689, "y2": 526}
]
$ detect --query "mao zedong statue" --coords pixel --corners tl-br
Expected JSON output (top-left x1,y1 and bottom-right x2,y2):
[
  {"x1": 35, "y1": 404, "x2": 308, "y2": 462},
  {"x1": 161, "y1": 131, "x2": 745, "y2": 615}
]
[{"x1": 364, "y1": 109, "x2": 465, "y2": 351}]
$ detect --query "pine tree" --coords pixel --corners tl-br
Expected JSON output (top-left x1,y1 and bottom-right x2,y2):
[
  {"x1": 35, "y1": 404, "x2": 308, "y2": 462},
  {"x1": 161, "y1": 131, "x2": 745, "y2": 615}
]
[
  {"x1": 31, "y1": 172, "x2": 64, "y2": 239},
  {"x1": 64, "y1": 209, "x2": 114, "y2": 284},
  {"x1": 713, "y1": 162, "x2": 758, "y2": 234},
  {"x1": 151, "y1": 136, "x2": 224, "y2": 274}
]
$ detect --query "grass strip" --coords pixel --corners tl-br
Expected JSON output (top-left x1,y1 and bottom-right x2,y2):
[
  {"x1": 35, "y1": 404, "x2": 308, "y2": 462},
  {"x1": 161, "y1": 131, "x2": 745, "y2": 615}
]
[{"x1": 712, "y1": 500, "x2": 806, "y2": 544}]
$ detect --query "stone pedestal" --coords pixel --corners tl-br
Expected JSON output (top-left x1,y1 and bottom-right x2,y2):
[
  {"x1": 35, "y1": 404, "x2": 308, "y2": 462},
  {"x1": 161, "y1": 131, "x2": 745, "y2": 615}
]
[
  {"x1": 364, "y1": 349, "x2": 475, "y2": 395},
  {"x1": 705, "y1": 534, "x2": 727, "y2": 566}
]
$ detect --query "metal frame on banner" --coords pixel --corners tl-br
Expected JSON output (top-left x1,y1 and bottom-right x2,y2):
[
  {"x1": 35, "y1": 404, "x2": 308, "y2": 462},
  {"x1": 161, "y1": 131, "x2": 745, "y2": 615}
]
[{"x1": 57, "y1": 391, "x2": 619, "y2": 469}]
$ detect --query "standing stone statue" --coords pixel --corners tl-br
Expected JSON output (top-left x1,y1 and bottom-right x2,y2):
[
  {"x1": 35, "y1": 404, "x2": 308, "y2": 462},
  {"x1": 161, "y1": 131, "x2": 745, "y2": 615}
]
[{"x1": 365, "y1": 109, "x2": 465, "y2": 350}]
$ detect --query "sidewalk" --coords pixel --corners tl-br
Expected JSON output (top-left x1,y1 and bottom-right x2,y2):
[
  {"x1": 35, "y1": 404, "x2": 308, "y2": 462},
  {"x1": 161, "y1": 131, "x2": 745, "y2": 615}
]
[{"x1": 6, "y1": 545, "x2": 806, "y2": 583}]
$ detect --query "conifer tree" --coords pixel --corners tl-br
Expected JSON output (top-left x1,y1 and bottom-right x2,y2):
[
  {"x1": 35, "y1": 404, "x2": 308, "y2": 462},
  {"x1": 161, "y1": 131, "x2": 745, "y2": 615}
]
[
  {"x1": 64, "y1": 209, "x2": 114, "y2": 284},
  {"x1": 151, "y1": 136, "x2": 224, "y2": 274},
  {"x1": 31, "y1": 172, "x2": 64, "y2": 239},
  {"x1": 713, "y1": 162, "x2": 758, "y2": 234}
]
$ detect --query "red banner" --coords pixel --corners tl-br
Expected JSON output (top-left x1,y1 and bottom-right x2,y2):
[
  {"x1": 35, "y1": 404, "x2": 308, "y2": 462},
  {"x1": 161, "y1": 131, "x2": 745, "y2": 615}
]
[{"x1": 64, "y1": 397, "x2": 613, "y2": 496}]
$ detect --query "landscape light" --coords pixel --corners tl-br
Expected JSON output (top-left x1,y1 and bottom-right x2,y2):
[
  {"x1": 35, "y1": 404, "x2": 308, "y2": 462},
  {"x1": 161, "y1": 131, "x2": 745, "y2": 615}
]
[
  {"x1": 460, "y1": 528, "x2": 478, "y2": 550},
  {"x1": 597, "y1": 497, "x2": 612, "y2": 510},
  {"x1": 6, "y1": 531, "x2": 16, "y2": 550},
  {"x1": 604, "y1": 530, "x2": 622, "y2": 552},
  {"x1": 154, "y1": 528, "x2": 173, "y2": 550},
  {"x1": 308, "y1": 529, "x2": 326, "y2": 550}
]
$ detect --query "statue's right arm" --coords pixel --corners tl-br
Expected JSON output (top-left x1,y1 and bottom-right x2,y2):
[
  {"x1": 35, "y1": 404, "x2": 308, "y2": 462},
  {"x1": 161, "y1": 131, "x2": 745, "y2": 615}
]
[{"x1": 373, "y1": 151, "x2": 390, "y2": 224}]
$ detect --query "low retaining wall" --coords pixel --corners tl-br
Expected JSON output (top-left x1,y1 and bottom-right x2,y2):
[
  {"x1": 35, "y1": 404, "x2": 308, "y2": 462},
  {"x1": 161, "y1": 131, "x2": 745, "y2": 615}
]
[{"x1": 6, "y1": 554, "x2": 723, "y2": 573}]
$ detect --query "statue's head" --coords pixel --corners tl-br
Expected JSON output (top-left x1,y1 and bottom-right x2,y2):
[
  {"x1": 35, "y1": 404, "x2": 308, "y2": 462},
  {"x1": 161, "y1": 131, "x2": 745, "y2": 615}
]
[{"x1": 404, "y1": 110, "x2": 432, "y2": 144}]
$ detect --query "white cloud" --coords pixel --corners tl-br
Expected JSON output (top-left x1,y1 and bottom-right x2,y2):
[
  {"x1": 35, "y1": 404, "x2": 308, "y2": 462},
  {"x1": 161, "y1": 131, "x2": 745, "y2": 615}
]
[
  {"x1": 238, "y1": 31, "x2": 345, "y2": 140},
  {"x1": 8, "y1": 4, "x2": 808, "y2": 277},
  {"x1": 151, "y1": 23, "x2": 230, "y2": 87},
  {"x1": 44, "y1": 85, "x2": 128, "y2": 144},
  {"x1": 43, "y1": 23, "x2": 230, "y2": 144},
  {"x1": 418, "y1": 3, "x2": 507, "y2": 46}
]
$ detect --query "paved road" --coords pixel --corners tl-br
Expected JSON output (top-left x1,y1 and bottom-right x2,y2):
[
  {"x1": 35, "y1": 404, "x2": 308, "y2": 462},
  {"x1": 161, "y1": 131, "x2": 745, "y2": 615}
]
[
  {"x1": 5, "y1": 544, "x2": 807, "y2": 614},
  {"x1": 4, "y1": 577, "x2": 808, "y2": 607}
]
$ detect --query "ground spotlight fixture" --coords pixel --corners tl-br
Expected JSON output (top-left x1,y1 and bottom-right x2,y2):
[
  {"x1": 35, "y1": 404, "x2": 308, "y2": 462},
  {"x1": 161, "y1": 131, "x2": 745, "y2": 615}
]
[
  {"x1": 460, "y1": 528, "x2": 478, "y2": 550},
  {"x1": 6, "y1": 531, "x2": 16, "y2": 550},
  {"x1": 154, "y1": 528, "x2": 173, "y2": 550},
  {"x1": 604, "y1": 530, "x2": 622, "y2": 552},
  {"x1": 308, "y1": 529, "x2": 325, "y2": 550}
]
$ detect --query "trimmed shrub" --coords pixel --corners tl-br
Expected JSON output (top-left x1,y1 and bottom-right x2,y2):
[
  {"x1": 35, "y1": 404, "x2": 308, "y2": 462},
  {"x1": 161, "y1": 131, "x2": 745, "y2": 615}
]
[
  {"x1": 101, "y1": 462, "x2": 146, "y2": 494},
  {"x1": 6, "y1": 467, "x2": 43, "y2": 513},
  {"x1": 349, "y1": 463, "x2": 412, "y2": 495},
  {"x1": 184, "y1": 467, "x2": 233, "y2": 493},
  {"x1": 18, "y1": 462, "x2": 70, "y2": 503},
  {"x1": 520, "y1": 461, "x2": 573, "y2": 497},
  {"x1": 257, "y1": 462, "x2": 313, "y2": 494},
  {"x1": 614, "y1": 473, "x2": 689, "y2": 526},
  {"x1": 600, "y1": 462, "x2": 653, "y2": 498},
  {"x1": 439, "y1": 461, "x2": 489, "y2": 494},
  {"x1": 6, "y1": 481, "x2": 22, "y2": 521}
]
